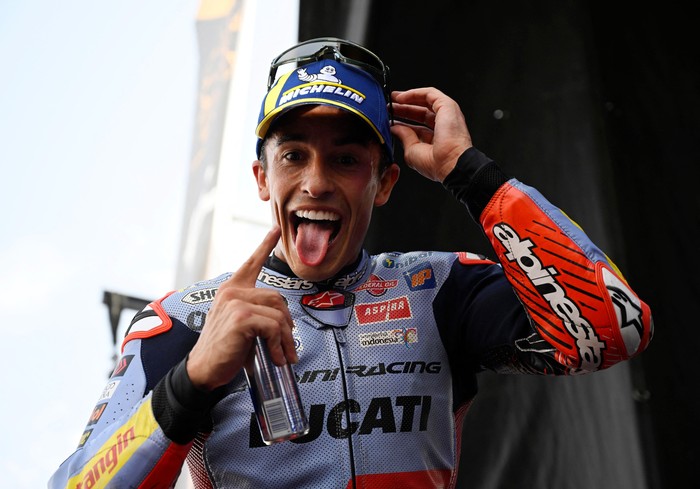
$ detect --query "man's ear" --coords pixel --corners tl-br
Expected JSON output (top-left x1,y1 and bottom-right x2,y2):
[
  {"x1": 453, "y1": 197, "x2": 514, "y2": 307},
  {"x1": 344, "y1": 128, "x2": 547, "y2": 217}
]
[
  {"x1": 374, "y1": 163, "x2": 400, "y2": 207},
  {"x1": 252, "y1": 160, "x2": 270, "y2": 201}
]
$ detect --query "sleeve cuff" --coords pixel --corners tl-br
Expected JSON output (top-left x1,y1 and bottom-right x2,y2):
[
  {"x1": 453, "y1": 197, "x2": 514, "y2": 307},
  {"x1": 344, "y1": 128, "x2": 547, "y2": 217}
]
[
  {"x1": 151, "y1": 356, "x2": 220, "y2": 444},
  {"x1": 442, "y1": 147, "x2": 510, "y2": 219}
]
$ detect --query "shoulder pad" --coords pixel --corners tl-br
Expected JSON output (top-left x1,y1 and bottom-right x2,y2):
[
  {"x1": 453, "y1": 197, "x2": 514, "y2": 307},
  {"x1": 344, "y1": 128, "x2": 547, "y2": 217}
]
[{"x1": 121, "y1": 291, "x2": 174, "y2": 351}]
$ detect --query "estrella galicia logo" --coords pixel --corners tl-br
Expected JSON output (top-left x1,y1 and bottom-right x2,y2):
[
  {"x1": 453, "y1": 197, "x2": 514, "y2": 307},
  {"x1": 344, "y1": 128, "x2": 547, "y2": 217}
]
[{"x1": 403, "y1": 263, "x2": 436, "y2": 291}]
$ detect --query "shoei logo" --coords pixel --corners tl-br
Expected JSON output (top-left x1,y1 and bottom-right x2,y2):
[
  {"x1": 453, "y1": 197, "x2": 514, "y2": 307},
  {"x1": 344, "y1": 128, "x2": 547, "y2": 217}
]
[
  {"x1": 278, "y1": 66, "x2": 365, "y2": 106},
  {"x1": 493, "y1": 222, "x2": 605, "y2": 371},
  {"x1": 181, "y1": 287, "x2": 217, "y2": 304}
]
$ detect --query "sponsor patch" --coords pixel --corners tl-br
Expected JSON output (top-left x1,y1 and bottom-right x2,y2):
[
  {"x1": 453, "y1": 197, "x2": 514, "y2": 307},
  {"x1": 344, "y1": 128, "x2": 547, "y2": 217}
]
[
  {"x1": 355, "y1": 274, "x2": 398, "y2": 296},
  {"x1": 77, "y1": 429, "x2": 92, "y2": 448},
  {"x1": 181, "y1": 287, "x2": 217, "y2": 304},
  {"x1": 110, "y1": 355, "x2": 134, "y2": 378},
  {"x1": 332, "y1": 265, "x2": 367, "y2": 288},
  {"x1": 354, "y1": 296, "x2": 412, "y2": 325},
  {"x1": 403, "y1": 264, "x2": 436, "y2": 291},
  {"x1": 98, "y1": 380, "x2": 120, "y2": 402},
  {"x1": 359, "y1": 328, "x2": 418, "y2": 347},
  {"x1": 279, "y1": 80, "x2": 365, "y2": 107},
  {"x1": 87, "y1": 403, "x2": 108, "y2": 426},
  {"x1": 69, "y1": 425, "x2": 137, "y2": 488},
  {"x1": 381, "y1": 252, "x2": 433, "y2": 269},
  {"x1": 258, "y1": 270, "x2": 313, "y2": 290}
]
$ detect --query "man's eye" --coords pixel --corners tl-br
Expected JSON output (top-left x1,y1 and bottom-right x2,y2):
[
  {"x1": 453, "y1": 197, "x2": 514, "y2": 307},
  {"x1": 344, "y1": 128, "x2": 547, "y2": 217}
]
[
  {"x1": 337, "y1": 155, "x2": 358, "y2": 166},
  {"x1": 283, "y1": 151, "x2": 302, "y2": 161}
]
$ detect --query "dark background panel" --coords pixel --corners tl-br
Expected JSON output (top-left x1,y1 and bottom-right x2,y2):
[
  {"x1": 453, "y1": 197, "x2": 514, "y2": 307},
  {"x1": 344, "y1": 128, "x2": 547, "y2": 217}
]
[
  {"x1": 588, "y1": 2, "x2": 699, "y2": 487},
  {"x1": 300, "y1": 1, "x2": 698, "y2": 487}
]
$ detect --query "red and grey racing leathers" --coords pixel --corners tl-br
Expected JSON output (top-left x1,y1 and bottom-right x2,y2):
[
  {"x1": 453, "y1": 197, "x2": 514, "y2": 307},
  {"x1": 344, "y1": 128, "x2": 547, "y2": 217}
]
[{"x1": 49, "y1": 148, "x2": 653, "y2": 489}]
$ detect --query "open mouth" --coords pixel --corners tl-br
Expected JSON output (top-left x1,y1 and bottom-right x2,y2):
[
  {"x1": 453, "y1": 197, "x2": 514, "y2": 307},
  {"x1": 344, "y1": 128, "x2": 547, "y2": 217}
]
[
  {"x1": 291, "y1": 209, "x2": 342, "y2": 267},
  {"x1": 292, "y1": 209, "x2": 341, "y2": 243}
]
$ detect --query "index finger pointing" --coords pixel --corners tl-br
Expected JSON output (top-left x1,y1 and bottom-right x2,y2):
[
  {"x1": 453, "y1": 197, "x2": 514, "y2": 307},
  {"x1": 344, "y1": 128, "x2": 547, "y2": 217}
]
[{"x1": 229, "y1": 226, "x2": 281, "y2": 286}]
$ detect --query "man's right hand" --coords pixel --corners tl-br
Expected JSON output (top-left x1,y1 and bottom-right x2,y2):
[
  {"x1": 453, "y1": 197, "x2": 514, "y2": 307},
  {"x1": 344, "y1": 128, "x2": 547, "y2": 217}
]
[{"x1": 186, "y1": 226, "x2": 297, "y2": 392}]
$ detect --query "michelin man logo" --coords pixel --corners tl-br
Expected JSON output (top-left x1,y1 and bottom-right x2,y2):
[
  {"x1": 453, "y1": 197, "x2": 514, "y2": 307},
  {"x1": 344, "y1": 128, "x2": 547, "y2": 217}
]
[
  {"x1": 278, "y1": 67, "x2": 364, "y2": 106},
  {"x1": 297, "y1": 65, "x2": 341, "y2": 84}
]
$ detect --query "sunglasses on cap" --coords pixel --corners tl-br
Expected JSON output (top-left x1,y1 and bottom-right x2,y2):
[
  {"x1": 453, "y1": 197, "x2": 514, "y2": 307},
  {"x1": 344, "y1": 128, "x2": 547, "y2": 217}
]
[{"x1": 267, "y1": 37, "x2": 393, "y2": 120}]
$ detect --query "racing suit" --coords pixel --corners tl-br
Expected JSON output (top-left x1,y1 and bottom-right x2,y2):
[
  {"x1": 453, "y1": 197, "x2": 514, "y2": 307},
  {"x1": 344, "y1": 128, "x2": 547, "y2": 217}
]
[{"x1": 49, "y1": 148, "x2": 653, "y2": 489}]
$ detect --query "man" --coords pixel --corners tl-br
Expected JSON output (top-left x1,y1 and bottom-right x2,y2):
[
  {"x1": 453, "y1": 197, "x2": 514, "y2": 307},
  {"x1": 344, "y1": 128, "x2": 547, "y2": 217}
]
[{"x1": 49, "y1": 38, "x2": 652, "y2": 489}]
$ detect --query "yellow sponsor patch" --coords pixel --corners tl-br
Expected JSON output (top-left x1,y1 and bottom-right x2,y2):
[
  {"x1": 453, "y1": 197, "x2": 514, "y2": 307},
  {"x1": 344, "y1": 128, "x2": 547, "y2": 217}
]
[{"x1": 67, "y1": 399, "x2": 159, "y2": 489}]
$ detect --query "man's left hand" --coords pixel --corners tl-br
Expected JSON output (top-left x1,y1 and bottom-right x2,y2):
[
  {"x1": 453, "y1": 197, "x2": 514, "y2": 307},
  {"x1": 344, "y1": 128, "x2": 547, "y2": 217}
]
[{"x1": 390, "y1": 87, "x2": 473, "y2": 182}]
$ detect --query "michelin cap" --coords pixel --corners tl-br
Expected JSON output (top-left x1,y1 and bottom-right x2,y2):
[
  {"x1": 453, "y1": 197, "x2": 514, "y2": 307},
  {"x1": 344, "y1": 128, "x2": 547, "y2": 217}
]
[{"x1": 255, "y1": 59, "x2": 393, "y2": 159}]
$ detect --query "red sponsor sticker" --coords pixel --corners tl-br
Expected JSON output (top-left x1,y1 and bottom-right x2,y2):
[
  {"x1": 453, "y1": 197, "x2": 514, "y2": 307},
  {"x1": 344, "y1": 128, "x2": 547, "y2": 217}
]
[
  {"x1": 354, "y1": 296, "x2": 412, "y2": 325},
  {"x1": 87, "y1": 403, "x2": 107, "y2": 425},
  {"x1": 356, "y1": 274, "x2": 398, "y2": 296},
  {"x1": 301, "y1": 290, "x2": 352, "y2": 309},
  {"x1": 111, "y1": 355, "x2": 134, "y2": 378}
]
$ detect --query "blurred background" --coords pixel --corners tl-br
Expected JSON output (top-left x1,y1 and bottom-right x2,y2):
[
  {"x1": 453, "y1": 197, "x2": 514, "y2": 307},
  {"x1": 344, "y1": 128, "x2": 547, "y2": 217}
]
[
  {"x1": 0, "y1": 1, "x2": 197, "y2": 487},
  {"x1": 1, "y1": 1, "x2": 696, "y2": 488}
]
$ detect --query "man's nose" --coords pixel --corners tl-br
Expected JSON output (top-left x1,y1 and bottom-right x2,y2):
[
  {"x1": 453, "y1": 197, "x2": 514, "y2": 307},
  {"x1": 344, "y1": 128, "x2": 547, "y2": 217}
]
[{"x1": 301, "y1": 159, "x2": 335, "y2": 197}]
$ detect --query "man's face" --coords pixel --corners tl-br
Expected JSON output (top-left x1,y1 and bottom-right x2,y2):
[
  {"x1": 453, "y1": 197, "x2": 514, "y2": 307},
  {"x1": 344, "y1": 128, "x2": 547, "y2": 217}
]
[{"x1": 253, "y1": 105, "x2": 399, "y2": 282}]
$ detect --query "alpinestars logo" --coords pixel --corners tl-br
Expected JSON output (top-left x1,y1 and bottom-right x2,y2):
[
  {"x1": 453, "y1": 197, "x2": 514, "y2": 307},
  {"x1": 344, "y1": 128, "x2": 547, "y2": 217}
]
[
  {"x1": 493, "y1": 223, "x2": 605, "y2": 371},
  {"x1": 258, "y1": 270, "x2": 314, "y2": 290},
  {"x1": 302, "y1": 290, "x2": 352, "y2": 309}
]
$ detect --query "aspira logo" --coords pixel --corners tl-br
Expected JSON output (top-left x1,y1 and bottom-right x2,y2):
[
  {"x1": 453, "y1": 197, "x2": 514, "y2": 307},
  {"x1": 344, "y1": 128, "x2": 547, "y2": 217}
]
[{"x1": 493, "y1": 223, "x2": 605, "y2": 371}]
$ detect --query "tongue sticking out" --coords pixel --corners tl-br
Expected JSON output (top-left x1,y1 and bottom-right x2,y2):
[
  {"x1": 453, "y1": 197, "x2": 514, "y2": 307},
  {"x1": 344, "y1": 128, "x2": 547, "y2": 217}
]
[{"x1": 296, "y1": 221, "x2": 335, "y2": 266}]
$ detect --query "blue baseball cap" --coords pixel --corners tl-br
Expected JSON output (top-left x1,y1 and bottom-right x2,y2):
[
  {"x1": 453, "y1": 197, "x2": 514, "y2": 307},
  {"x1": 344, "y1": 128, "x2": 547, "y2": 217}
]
[{"x1": 255, "y1": 59, "x2": 393, "y2": 159}]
